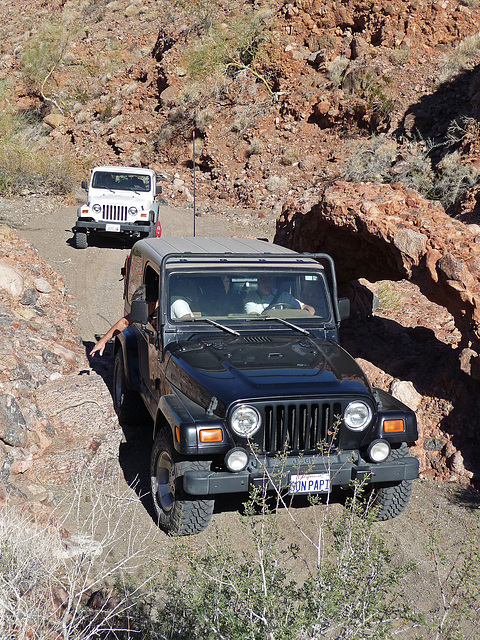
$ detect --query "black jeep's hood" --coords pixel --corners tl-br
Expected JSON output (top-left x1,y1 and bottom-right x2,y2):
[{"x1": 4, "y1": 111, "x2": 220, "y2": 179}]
[{"x1": 166, "y1": 335, "x2": 373, "y2": 414}]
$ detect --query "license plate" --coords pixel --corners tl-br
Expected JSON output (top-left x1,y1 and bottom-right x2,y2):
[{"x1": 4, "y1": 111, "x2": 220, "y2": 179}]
[
  {"x1": 105, "y1": 223, "x2": 120, "y2": 232},
  {"x1": 289, "y1": 473, "x2": 331, "y2": 494}
]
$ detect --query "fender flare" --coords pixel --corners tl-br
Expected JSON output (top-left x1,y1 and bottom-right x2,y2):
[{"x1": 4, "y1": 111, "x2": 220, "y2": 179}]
[{"x1": 115, "y1": 326, "x2": 141, "y2": 392}]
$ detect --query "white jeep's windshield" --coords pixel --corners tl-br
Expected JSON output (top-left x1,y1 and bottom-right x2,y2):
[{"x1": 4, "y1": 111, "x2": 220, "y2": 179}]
[
  {"x1": 168, "y1": 271, "x2": 331, "y2": 322},
  {"x1": 92, "y1": 172, "x2": 151, "y2": 192}
]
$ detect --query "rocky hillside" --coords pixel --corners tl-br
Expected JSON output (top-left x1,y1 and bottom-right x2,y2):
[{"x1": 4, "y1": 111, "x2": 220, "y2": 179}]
[{"x1": 2, "y1": 0, "x2": 480, "y2": 212}]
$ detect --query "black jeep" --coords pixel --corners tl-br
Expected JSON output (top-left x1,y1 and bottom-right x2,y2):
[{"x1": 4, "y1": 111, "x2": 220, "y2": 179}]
[{"x1": 114, "y1": 237, "x2": 418, "y2": 535}]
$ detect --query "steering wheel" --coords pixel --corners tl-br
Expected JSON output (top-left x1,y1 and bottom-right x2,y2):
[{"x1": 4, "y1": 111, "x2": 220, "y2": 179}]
[{"x1": 263, "y1": 302, "x2": 298, "y2": 312}]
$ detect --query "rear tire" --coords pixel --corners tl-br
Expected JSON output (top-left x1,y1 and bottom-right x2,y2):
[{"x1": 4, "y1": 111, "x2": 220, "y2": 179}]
[
  {"x1": 151, "y1": 430, "x2": 214, "y2": 535},
  {"x1": 112, "y1": 349, "x2": 145, "y2": 425},
  {"x1": 74, "y1": 231, "x2": 88, "y2": 249},
  {"x1": 369, "y1": 443, "x2": 414, "y2": 521}
]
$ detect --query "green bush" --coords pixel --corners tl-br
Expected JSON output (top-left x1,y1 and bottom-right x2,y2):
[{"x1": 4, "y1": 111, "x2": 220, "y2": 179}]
[
  {"x1": 182, "y1": 11, "x2": 273, "y2": 95},
  {"x1": 20, "y1": 22, "x2": 71, "y2": 111}
]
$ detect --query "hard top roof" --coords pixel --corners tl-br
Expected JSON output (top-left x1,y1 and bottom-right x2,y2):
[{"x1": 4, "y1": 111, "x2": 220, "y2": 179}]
[
  {"x1": 91, "y1": 166, "x2": 155, "y2": 175},
  {"x1": 135, "y1": 237, "x2": 320, "y2": 266}
]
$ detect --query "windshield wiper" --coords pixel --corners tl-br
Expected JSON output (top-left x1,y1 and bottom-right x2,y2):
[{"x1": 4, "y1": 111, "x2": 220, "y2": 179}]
[
  {"x1": 246, "y1": 316, "x2": 310, "y2": 335},
  {"x1": 182, "y1": 317, "x2": 240, "y2": 336}
]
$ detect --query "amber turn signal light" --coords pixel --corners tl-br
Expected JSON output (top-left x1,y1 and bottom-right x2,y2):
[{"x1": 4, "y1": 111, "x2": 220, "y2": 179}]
[
  {"x1": 175, "y1": 426, "x2": 181, "y2": 443},
  {"x1": 383, "y1": 420, "x2": 404, "y2": 433},
  {"x1": 199, "y1": 429, "x2": 223, "y2": 443}
]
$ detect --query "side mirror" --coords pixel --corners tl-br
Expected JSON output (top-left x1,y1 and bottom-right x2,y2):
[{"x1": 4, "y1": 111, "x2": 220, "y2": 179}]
[
  {"x1": 130, "y1": 299, "x2": 149, "y2": 325},
  {"x1": 156, "y1": 185, "x2": 163, "y2": 195},
  {"x1": 81, "y1": 180, "x2": 87, "y2": 190},
  {"x1": 337, "y1": 297, "x2": 350, "y2": 321}
]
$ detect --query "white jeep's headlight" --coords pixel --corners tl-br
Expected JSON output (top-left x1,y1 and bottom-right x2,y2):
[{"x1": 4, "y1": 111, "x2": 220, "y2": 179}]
[
  {"x1": 230, "y1": 405, "x2": 261, "y2": 437},
  {"x1": 128, "y1": 206, "x2": 138, "y2": 216},
  {"x1": 92, "y1": 204, "x2": 101, "y2": 213},
  {"x1": 344, "y1": 401, "x2": 372, "y2": 431}
]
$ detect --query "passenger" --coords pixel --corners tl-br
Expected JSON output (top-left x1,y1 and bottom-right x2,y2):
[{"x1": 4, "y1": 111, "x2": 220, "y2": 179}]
[
  {"x1": 300, "y1": 280, "x2": 329, "y2": 317},
  {"x1": 244, "y1": 275, "x2": 315, "y2": 315},
  {"x1": 170, "y1": 277, "x2": 197, "y2": 319},
  {"x1": 90, "y1": 285, "x2": 157, "y2": 357}
]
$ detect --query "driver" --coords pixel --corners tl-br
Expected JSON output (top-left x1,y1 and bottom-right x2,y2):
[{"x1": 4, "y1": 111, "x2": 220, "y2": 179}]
[{"x1": 244, "y1": 275, "x2": 314, "y2": 315}]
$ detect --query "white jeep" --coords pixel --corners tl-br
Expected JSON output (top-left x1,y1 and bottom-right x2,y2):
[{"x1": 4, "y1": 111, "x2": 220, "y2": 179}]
[{"x1": 74, "y1": 166, "x2": 163, "y2": 249}]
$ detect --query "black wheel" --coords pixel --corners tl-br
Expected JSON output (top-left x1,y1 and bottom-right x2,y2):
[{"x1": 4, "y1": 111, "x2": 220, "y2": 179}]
[
  {"x1": 74, "y1": 231, "x2": 88, "y2": 249},
  {"x1": 151, "y1": 430, "x2": 214, "y2": 535},
  {"x1": 112, "y1": 349, "x2": 145, "y2": 424},
  {"x1": 369, "y1": 443, "x2": 414, "y2": 521}
]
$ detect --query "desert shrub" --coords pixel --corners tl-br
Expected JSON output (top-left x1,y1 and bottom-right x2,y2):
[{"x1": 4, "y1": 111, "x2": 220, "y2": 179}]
[
  {"x1": 266, "y1": 174, "x2": 289, "y2": 193},
  {"x1": 0, "y1": 475, "x2": 160, "y2": 640},
  {"x1": 428, "y1": 507, "x2": 480, "y2": 639},
  {"x1": 248, "y1": 137, "x2": 265, "y2": 156},
  {"x1": 182, "y1": 10, "x2": 274, "y2": 95},
  {"x1": 430, "y1": 151, "x2": 478, "y2": 210},
  {"x1": 175, "y1": 0, "x2": 221, "y2": 32},
  {"x1": 20, "y1": 22, "x2": 71, "y2": 112},
  {"x1": 280, "y1": 146, "x2": 300, "y2": 166},
  {"x1": 150, "y1": 485, "x2": 418, "y2": 640},
  {"x1": 342, "y1": 136, "x2": 477, "y2": 211},
  {"x1": 195, "y1": 107, "x2": 215, "y2": 133},
  {"x1": 0, "y1": 144, "x2": 78, "y2": 196},
  {"x1": 342, "y1": 136, "x2": 398, "y2": 183},
  {"x1": 437, "y1": 32, "x2": 480, "y2": 84},
  {"x1": 376, "y1": 280, "x2": 403, "y2": 312},
  {"x1": 327, "y1": 55, "x2": 349, "y2": 86},
  {"x1": 389, "y1": 48, "x2": 411, "y2": 66}
]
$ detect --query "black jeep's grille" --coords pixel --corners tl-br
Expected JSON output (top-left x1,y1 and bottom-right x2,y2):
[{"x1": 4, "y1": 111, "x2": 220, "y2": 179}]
[
  {"x1": 260, "y1": 400, "x2": 343, "y2": 455},
  {"x1": 102, "y1": 204, "x2": 128, "y2": 222}
]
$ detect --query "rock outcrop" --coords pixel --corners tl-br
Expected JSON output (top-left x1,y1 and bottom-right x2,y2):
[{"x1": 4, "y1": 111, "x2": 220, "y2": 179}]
[
  {"x1": 276, "y1": 181, "x2": 480, "y2": 376},
  {"x1": 0, "y1": 226, "x2": 120, "y2": 514}
]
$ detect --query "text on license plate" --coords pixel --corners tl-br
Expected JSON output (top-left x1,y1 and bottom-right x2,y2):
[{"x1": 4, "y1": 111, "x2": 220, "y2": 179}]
[
  {"x1": 105, "y1": 223, "x2": 120, "y2": 232},
  {"x1": 289, "y1": 473, "x2": 331, "y2": 494}
]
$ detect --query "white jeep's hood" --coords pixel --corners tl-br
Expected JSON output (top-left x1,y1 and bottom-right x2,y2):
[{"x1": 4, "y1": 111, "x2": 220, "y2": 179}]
[{"x1": 88, "y1": 190, "x2": 153, "y2": 208}]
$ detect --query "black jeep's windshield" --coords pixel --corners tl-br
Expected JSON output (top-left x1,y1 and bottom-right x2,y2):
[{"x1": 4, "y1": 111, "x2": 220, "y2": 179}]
[
  {"x1": 91, "y1": 171, "x2": 151, "y2": 192},
  {"x1": 167, "y1": 271, "x2": 332, "y2": 324}
]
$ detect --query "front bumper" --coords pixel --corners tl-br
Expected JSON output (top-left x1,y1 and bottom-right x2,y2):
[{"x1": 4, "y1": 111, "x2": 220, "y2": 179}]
[
  {"x1": 182, "y1": 451, "x2": 419, "y2": 496},
  {"x1": 74, "y1": 220, "x2": 153, "y2": 234}
]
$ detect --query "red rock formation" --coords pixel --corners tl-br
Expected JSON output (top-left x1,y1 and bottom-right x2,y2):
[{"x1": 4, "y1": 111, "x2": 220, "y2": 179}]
[{"x1": 275, "y1": 181, "x2": 480, "y2": 377}]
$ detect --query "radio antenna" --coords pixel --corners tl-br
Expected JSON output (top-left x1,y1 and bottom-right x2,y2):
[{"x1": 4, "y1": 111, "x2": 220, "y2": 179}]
[{"x1": 192, "y1": 129, "x2": 196, "y2": 237}]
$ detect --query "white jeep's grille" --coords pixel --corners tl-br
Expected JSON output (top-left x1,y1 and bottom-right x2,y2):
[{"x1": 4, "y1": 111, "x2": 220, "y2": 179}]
[{"x1": 102, "y1": 204, "x2": 128, "y2": 222}]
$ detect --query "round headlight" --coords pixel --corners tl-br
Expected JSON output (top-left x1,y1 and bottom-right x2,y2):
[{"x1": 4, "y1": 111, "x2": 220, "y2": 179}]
[
  {"x1": 344, "y1": 401, "x2": 372, "y2": 431},
  {"x1": 368, "y1": 439, "x2": 391, "y2": 463},
  {"x1": 128, "y1": 206, "x2": 138, "y2": 216},
  {"x1": 225, "y1": 447, "x2": 249, "y2": 472},
  {"x1": 230, "y1": 405, "x2": 261, "y2": 437},
  {"x1": 92, "y1": 204, "x2": 101, "y2": 213}
]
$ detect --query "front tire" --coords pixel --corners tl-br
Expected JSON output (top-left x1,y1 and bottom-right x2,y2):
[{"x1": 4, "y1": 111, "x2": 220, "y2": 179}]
[
  {"x1": 112, "y1": 349, "x2": 145, "y2": 424},
  {"x1": 369, "y1": 443, "x2": 414, "y2": 521},
  {"x1": 74, "y1": 231, "x2": 88, "y2": 249},
  {"x1": 151, "y1": 430, "x2": 214, "y2": 535}
]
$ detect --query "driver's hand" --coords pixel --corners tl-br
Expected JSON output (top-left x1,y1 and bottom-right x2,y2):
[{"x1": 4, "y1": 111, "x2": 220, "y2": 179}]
[{"x1": 302, "y1": 304, "x2": 315, "y2": 315}]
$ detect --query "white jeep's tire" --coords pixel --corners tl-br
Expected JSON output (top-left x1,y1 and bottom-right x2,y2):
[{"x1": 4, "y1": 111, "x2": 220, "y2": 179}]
[{"x1": 74, "y1": 231, "x2": 88, "y2": 249}]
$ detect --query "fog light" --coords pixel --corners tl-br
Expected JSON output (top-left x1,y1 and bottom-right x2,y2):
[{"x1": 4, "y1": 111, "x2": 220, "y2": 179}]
[
  {"x1": 225, "y1": 447, "x2": 249, "y2": 472},
  {"x1": 367, "y1": 440, "x2": 391, "y2": 463}
]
